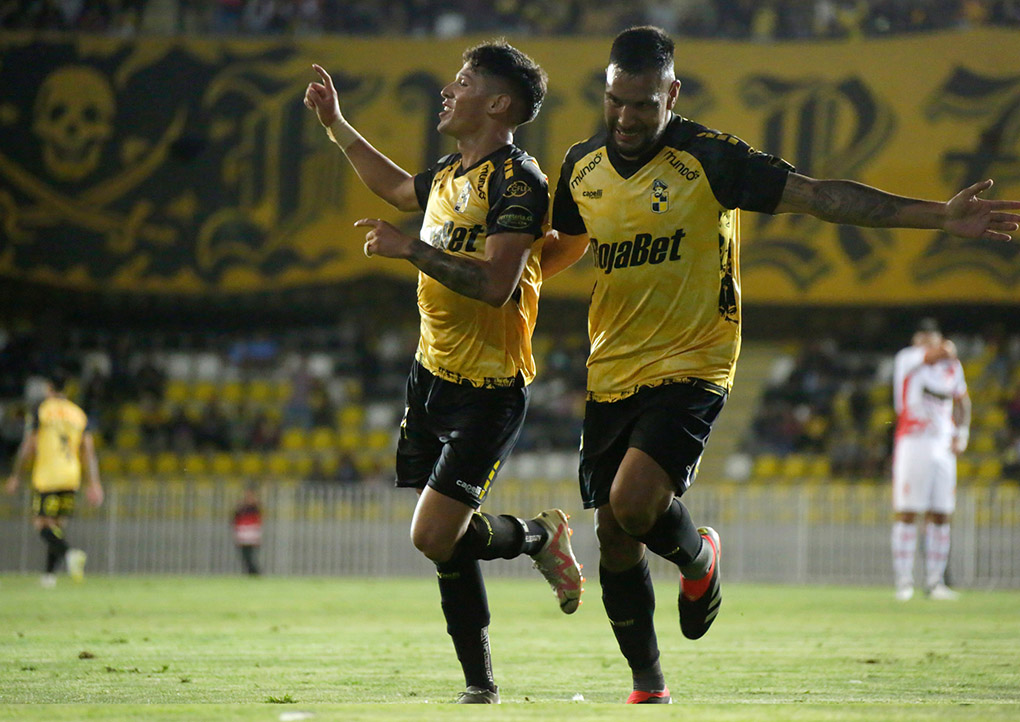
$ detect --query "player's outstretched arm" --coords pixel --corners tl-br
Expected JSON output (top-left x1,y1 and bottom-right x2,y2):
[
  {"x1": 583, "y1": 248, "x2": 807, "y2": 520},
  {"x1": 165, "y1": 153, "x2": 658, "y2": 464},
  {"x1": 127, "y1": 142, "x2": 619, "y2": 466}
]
[
  {"x1": 356, "y1": 219, "x2": 532, "y2": 307},
  {"x1": 304, "y1": 64, "x2": 419, "y2": 213},
  {"x1": 775, "y1": 175, "x2": 1020, "y2": 241},
  {"x1": 539, "y1": 230, "x2": 590, "y2": 279}
]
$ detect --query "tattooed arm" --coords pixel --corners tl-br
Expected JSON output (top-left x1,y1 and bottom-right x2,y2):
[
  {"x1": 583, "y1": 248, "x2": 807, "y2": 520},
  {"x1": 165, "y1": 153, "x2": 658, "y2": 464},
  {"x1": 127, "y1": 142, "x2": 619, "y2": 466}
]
[
  {"x1": 774, "y1": 174, "x2": 1020, "y2": 242},
  {"x1": 355, "y1": 218, "x2": 532, "y2": 307}
]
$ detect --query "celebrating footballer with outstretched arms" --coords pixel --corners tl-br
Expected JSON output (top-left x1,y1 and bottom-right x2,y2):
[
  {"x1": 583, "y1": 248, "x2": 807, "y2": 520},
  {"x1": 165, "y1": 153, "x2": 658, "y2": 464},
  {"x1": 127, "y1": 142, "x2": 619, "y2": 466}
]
[
  {"x1": 304, "y1": 42, "x2": 583, "y2": 705},
  {"x1": 539, "y1": 25, "x2": 1020, "y2": 706}
]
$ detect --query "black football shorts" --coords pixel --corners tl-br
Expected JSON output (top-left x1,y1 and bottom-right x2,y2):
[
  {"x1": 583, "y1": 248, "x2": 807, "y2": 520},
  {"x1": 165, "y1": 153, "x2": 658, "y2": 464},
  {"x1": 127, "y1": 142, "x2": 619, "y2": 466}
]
[
  {"x1": 579, "y1": 379, "x2": 726, "y2": 509},
  {"x1": 395, "y1": 360, "x2": 529, "y2": 509},
  {"x1": 32, "y1": 490, "x2": 77, "y2": 519}
]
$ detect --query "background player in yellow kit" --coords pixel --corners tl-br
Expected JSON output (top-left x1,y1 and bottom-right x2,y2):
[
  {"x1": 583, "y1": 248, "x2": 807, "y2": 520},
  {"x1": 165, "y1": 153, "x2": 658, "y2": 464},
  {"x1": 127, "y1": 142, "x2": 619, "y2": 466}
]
[{"x1": 5, "y1": 371, "x2": 103, "y2": 587}]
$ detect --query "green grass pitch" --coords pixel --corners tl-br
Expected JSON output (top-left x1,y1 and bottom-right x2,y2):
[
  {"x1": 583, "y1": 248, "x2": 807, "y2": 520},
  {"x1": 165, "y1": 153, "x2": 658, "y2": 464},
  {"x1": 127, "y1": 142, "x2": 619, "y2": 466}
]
[{"x1": 1, "y1": 574, "x2": 1019, "y2": 721}]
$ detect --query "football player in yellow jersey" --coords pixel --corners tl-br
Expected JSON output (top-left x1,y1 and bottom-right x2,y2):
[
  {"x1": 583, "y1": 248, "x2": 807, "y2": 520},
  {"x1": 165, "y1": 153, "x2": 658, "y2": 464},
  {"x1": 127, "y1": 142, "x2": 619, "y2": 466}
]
[
  {"x1": 542, "y1": 26, "x2": 1020, "y2": 704},
  {"x1": 304, "y1": 41, "x2": 582, "y2": 704},
  {"x1": 5, "y1": 372, "x2": 103, "y2": 588}
]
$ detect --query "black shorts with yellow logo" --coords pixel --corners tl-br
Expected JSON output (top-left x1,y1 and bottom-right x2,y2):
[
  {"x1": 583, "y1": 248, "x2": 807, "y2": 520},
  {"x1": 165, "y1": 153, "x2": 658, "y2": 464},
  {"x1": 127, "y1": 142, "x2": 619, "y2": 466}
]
[
  {"x1": 395, "y1": 360, "x2": 529, "y2": 509},
  {"x1": 579, "y1": 380, "x2": 726, "y2": 509},
  {"x1": 32, "y1": 490, "x2": 77, "y2": 519}
]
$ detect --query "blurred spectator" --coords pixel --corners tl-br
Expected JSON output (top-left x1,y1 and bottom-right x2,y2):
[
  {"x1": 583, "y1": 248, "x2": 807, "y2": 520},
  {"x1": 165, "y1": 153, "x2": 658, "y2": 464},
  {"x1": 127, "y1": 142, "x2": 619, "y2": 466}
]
[
  {"x1": 232, "y1": 485, "x2": 262, "y2": 575},
  {"x1": 5, "y1": 0, "x2": 1017, "y2": 34},
  {"x1": 168, "y1": 406, "x2": 197, "y2": 453},
  {"x1": 249, "y1": 411, "x2": 282, "y2": 450},
  {"x1": 135, "y1": 355, "x2": 166, "y2": 400},
  {"x1": 196, "y1": 399, "x2": 231, "y2": 450}
]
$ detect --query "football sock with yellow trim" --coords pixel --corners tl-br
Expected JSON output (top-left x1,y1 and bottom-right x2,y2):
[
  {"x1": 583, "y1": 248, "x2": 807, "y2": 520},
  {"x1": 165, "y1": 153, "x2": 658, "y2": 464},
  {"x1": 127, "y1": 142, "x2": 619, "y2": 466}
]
[{"x1": 457, "y1": 512, "x2": 546, "y2": 560}]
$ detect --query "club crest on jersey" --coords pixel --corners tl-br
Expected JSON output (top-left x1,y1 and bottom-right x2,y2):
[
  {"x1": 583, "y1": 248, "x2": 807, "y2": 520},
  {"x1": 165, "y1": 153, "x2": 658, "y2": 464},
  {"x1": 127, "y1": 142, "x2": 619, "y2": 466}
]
[
  {"x1": 651, "y1": 179, "x2": 669, "y2": 213},
  {"x1": 454, "y1": 182, "x2": 472, "y2": 213}
]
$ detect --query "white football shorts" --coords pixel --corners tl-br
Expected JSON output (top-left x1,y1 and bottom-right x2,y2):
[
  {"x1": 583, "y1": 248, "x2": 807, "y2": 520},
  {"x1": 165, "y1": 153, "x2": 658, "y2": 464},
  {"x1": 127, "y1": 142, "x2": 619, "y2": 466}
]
[{"x1": 892, "y1": 435, "x2": 956, "y2": 514}]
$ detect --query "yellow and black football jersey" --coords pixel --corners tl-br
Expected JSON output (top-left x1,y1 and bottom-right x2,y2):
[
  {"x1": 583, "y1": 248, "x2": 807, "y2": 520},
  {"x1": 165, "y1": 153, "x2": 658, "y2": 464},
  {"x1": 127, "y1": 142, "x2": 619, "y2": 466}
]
[
  {"x1": 29, "y1": 396, "x2": 89, "y2": 493},
  {"x1": 553, "y1": 115, "x2": 793, "y2": 401},
  {"x1": 412, "y1": 144, "x2": 549, "y2": 388}
]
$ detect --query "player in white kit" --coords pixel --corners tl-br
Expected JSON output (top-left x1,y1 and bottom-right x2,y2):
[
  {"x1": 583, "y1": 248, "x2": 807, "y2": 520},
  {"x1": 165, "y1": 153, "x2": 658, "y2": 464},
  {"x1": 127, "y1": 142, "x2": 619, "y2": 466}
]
[{"x1": 891, "y1": 318, "x2": 970, "y2": 601}]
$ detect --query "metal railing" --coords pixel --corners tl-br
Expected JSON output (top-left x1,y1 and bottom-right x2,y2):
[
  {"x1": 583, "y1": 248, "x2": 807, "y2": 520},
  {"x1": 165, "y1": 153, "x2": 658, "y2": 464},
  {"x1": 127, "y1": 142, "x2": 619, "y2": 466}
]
[{"x1": 2, "y1": 479, "x2": 1017, "y2": 587}]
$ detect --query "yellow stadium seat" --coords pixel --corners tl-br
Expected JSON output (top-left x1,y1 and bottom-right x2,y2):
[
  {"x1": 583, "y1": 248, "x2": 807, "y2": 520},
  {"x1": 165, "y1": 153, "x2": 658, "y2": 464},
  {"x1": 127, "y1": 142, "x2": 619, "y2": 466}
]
[
  {"x1": 338, "y1": 429, "x2": 362, "y2": 451},
  {"x1": 971, "y1": 432, "x2": 997, "y2": 455},
  {"x1": 238, "y1": 453, "x2": 266, "y2": 477},
  {"x1": 339, "y1": 405, "x2": 365, "y2": 429},
  {"x1": 869, "y1": 384, "x2": 890, "y2": 405},
  {"x1": 164, "y1": 379, "x2": 189, "y2": 404},
  {"x1": 247, "y1": 379, "x2": 273, "y2": 404},
  {"x1": 119, "y1": 402, "x2": 143, "y2": 427},
  {"x1": 266, "y1": 452, "x2": 292, "y2": 476},
  {"x1": 366, "y1": 429, "x2": 392, "y2": 451},
  {"x1": 192, "y1": 381, "x2": 217, "y2": 403},
  {"x1": 980, "y1": 406, "x2": 1007, "y2": 432},
  {"x1": 292, "y1": 454, "x2": 314, "y2": 477},
  {"x1": 210, "y1": 452, "x2": 236, "y2": 476},
  {"x1": 99, "y1": 452, "x2": 123, "y2": 475},
  {"x1": 976, "y1": 458, "x2": 1003, "y2": 480},
  {"x1": 281, "y1": 427, "x2": 308, "y2": 451},
  {"x1": 808, "y1": 456, "x2": 831, "y2": 479},
  {"x1": 869, "y1": 406, "x2": 896, "y2": 432},
  {"x1": 220, "y1": 381, "x2": 244, "y2": 404},
  {"x1": 181, "y1": 453, "x2": 209, "y2": 475},
  {"x1": 955, "y1": 457, "x2": 975, "y2": 481},
  {"x1": 310, "y1": 427, "x2": 336, "y2": 451},
  {"x1": 125, "y1": 452, "x2": 152, "y2": 476},
  {"x1": 752, "y1": 454, "x2": 780, "y2": 478},
  {"x1": 318, "y1": 454, "x2": 340, "y2": 476},
  {"x1": 782, "y1": 454, "x2": 809, "y2": 479},
  {"x1": 114, "y1": 427, "x2": 142, "y2": 451},
  {"x1": 154, "y1": 452, "x2": 180, "y2": 476}
]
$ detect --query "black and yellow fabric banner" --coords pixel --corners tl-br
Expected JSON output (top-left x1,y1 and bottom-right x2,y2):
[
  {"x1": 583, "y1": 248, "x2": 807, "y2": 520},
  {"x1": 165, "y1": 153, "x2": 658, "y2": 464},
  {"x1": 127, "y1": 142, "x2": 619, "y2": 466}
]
[{"x1": 1, "y1": 30, "x2": 1018, "y2": 303}]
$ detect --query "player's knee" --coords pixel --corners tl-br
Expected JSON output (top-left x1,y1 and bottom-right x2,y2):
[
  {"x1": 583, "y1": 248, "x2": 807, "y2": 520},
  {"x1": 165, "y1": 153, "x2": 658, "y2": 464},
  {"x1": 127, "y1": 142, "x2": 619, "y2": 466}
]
[
  {"x1": 608, "y1": 496, "x2": 658, "y2": 537},
  {"x1": 410, "y1": 525, "x2": 457, "y2": 563},
  {"x1": 595, "y1": 517, "x2": 643, "y2": 570}
]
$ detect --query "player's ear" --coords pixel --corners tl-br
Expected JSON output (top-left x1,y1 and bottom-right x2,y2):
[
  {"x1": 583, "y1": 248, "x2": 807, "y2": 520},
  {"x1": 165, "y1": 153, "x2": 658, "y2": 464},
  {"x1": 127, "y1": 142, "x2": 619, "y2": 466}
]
[
  {"x1": 489, "y1": 92, "x2": 512, "y2": 118},
  {"x1": 667, "y1": 78, "x2": 681, "y2": 110}
]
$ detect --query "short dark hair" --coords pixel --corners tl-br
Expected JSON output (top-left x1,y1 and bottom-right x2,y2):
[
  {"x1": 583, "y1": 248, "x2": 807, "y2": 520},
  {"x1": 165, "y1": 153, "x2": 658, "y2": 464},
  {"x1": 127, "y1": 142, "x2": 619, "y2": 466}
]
[
  {"x1": 609, "y1": 26, "x2": 675, "y2": 75},
  {"x1": 47, "y1": 369, "x2": 68, "y2": 393},
  {"x1": 916, "y1": 317, "x2": 941, "y2": 334},
  {"x1": 463, "y1": 39, "x2": 547, "y2": 126}
]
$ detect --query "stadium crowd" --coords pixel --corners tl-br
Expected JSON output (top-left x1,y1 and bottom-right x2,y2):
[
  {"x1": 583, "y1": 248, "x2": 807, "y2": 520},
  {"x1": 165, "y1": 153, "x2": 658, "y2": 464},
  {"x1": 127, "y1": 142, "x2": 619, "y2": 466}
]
[
  {"x1": 3, "y1": 0, "x2": 1019, "y2": 36},
  {"x1": 742, "y1": 328, "x2": 1020, "y2": 483},
  {"x1": 0, "y1": 302, "x2": 588, "y2": 483}
]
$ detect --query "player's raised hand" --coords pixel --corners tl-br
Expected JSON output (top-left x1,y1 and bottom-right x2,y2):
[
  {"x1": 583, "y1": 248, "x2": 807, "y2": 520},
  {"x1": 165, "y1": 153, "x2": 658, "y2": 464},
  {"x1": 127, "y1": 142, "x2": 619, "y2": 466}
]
[
  {"x1": 355, "y1": 218, "x2": 415, "y2": 259},
  {"x1": 943, "y1": 179, "x2": 1020, "y2": 242},
  {"x1": 304, "y1": 63, "x2": 343, "y2": 128}
]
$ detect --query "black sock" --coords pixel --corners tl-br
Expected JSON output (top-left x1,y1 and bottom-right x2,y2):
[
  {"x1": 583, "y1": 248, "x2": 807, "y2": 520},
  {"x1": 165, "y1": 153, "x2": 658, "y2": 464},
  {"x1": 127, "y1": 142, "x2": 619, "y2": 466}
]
[
  {"x1": 636, "y1": 498, "x2": 702, "y2": 567},
  {"x1": 436, "y1": 555, "x2": 495, "y2": 691},
  {"x1": 456, "y1": 512, "x2": 546, "y2": 560},
  {"x1": 600, "y1": 558, "x2": 660, "y2": 674},
  {"x1": 40, "y1": 527, "x2": 69, "y2": 573}
]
